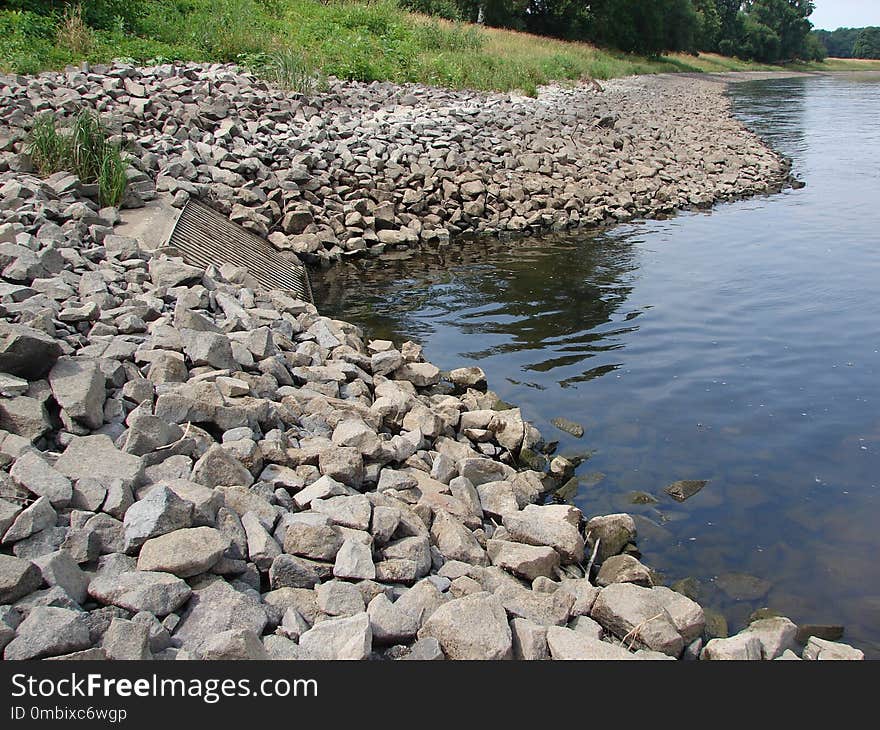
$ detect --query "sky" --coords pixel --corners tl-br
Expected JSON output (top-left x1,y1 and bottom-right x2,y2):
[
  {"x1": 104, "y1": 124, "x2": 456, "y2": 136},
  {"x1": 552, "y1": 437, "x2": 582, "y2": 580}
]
[{"x1": 810, "y1": 0, "x2": 880, "y2": 30}]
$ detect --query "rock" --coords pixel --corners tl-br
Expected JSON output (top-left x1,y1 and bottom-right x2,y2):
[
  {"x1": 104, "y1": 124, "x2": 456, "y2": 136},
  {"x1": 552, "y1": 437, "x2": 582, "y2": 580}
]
[
  {"x1": 430, "y1": 510, "x2": 488, "y2": 566},
  {"x1": 487, "y1": 539, "x2": 560, "y2": 581},
  {"x1": 299, "y1": 612, "x2": 372, "y2": 660},
  {"x1": 49, "y1": 357, "x2": 106, "y2": 429},
  {"x1": 367, "y1": 593, "x2": 419, "y2": 644},
  {"x1": 55, "y1": 434, "x2": 143, "y2": 487},
  {"x1": 0, "y1": 553, "x2": 42, "y2": 603},
  {"x1": 569, "y1": 615, "x2": 605, "y2": 640},
  {"x1": 395, "y1": 362, "x2": 440, "y2": 387},
  {"x1": 510, "y1": 618, "x2": 549, "y2": 660},
  {"x1": 550, "y1": 417, "x2": 584, "y2": 438},
  {"x1": 270, "y1": 554, "x2": 331, "y2": 589},
  {"x1": 10, "y1": 451, "x2": 72, "y2": 506},
  {"x1": 241, "y1": 512, "x2": 281, "y2": 569},
  {"x1": 476, "y1": 481, "x2": 519, "y2": 518},
  {"x1": 0, "y1": 323, "x2": 62, "y2": 378},
  {"x1": 317, "y1": 580, "x2": 366, "y2": 617},
  {"x1": 2, "y1": 495, "x2": 56, "y2": 544},
  {"x1": 181, "y1": 330, "x2": 236, "y2": 370},
  {"x1": 664, "y1": 479, "x2": 709, "y2": 502},
  {"x1": 3, "y1": 606, "x2": 91, "y2": 660},
  {"x1": 0, "y1": 396, "x2": 51, "y2": 441},
  {"x1": 202, "y1": 629, "x2": 269, "y2": 660},
  {"x1": 122, "y1": 486, "x2": 193, "y2": 552},
  {"x1": 174, "y1": 580, "x2": 268, "y2": 657},
  {"x1": 558, "y1": 579, "x2": 600, "y2": 617},
  {"x1": 399, "y1": 637, "x2": 444, "y2": 661},
  {"x1": 715, "y1": 572, "x2": 771, "y2": 601},
  {"x1": 136, "y1": 527, "x2": 228, "y2": 577},
  {"x1": 418, "y1": 592, "x2": 513, "y2": 660},
  {"x1": 149, "y1": 258, "x2": 203, "y2": 288},
  {"x1": 284, "y1": 520, "x2": 345, "y2": 561},
  {"x1": 495, "y1": 583, "x2": 573, "y2": 627},
  {"x1": 795, "y1": 624, "x2": 844, "y2": 644},
  {"x1": 102, "y1": 617, "x2": 152, "y2": 660},
  {"x1": 584, "y1": 514, "x2": 636, "y2": 563},
  {"x1": 88, "y1": 570, "x2": 191, "y2": 616},
  {"x1": 334, "y1": 538, "x2": 376, "y2": 580},
  {"x1": 33, "y1": 550, "x2": 89, "y2": 604},
  {"x1": 448, "y1": 367, "x2": 487, "y2": 390},
  {"x1": 192, "y1": 444, "x2": 254, "y2": 488},
  {"x1": 802, "y1": 636, "x2": 864, "y2": 661},
  {"x1": 318, "y1": 447, "x2": 364, "y2": 488},
  {"x1": 395, "y1": 579, "x2": 448, "y2": 624},
  {"x1": 502, "y1": 509, "x2": 584, "y2": 563},
  {"x1": 700, "y1": 633, "x2": 763, "y2": 660},
  {"x1": 312, "y1": 494, "x2": 371, "y2": 531},
  {"x1": 546, "y1": 626, "x2": 636, "y2": 660},
  {"x1": 591, "y1": 583, "x2": 684, "y2": 657},
  {"x1": 596, "y1": 554, "x2": 653, "y2": 587},
  {"x1": 743, "y1": 616, "x2": 798, "y2": 660},
  {"x1": 651, "y1": 586, "x2": 705, "y2": 645}
]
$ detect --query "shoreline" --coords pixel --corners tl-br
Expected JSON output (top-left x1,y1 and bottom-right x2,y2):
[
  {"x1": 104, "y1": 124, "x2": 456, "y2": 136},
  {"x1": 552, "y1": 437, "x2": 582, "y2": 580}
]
[{"x1": 0, "y1": 64, "x2": 865, "y2": 660}]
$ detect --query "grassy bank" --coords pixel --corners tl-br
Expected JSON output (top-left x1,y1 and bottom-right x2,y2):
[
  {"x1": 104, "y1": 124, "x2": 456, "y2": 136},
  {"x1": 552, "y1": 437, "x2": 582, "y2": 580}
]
[{"x1": 2, "y1": 1, "x2": 880, "y2": 95}]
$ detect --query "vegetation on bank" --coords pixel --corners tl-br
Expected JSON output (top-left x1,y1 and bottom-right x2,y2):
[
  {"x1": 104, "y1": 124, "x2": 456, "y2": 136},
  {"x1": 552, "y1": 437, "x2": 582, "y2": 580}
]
[
  {"x1": 1, "y1": 1, "x2": 879, "y2": 96},
  {"x1": 28, "y1": 109, "x2": 129, "y2": 206},
  {"x1": 813, "y1": 26, "x2": 880, "y2": 60}
]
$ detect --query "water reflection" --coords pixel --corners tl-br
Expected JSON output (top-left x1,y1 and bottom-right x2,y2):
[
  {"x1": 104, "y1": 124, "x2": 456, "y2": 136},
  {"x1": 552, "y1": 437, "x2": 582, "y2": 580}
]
[{"x1": 313, "y1": 74, "x2": 880, "y2": 656}]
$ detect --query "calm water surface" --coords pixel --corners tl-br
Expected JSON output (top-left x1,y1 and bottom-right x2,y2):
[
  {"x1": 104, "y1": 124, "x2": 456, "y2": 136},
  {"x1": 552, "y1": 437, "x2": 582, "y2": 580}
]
[{"x1": 313, "y1": 75, "x2": 880, "y2": 655}]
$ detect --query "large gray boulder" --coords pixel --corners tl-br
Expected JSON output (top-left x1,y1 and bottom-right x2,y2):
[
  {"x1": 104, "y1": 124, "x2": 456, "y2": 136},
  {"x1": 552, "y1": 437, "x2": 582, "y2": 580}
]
[
  {"x1": 49, "y1": 357, "x2": 106, "y2": 429},
  {"x1": 590, "y1": 583, "x2": 684, "y2": 657},
  {"x1": 4, "y1": 606, "x2": 91, "y2": 660},
  {"x1": 10, "y1": 451, "x2": 72, "y2": 507},
  {"x1": 122, "y1": 486, "x2": 193, "y2": 553},
  {"x1": 0, "y1": 323, "x2": 62, "y2": 378},
  {"x1": 418, "y1": 592, "x2": 513, "y2": 660},
  {"x1": 55, "y1": 435, "x2": 144, "y2": 487},
  {"x1": 546, "y1": 626, "x2": 636, "y2": 660},
  {"x1": 136, "y1": 527, "x2": 229, "y2": 577},
  {"x1": 0, "y1": 553, "x2": 42, "y2": 603},
  {"x1": 298, "y1": 612, "x2": 372, "y2": 660},
  {"x1": 173, "y1": 580, "x2": 268, "y2": 657},
  {"x1": 502, "y1": 509, "x2": 584, "y2": 563},
  {"x1": 88, "y1": 570, "x2": 192, "y2": 616}
]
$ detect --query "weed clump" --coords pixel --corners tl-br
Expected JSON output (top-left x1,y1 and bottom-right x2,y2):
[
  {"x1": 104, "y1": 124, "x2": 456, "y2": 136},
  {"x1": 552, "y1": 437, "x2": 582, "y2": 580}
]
[{"x1": 28, "y1": 109, "x2": 129, "y2": 207}]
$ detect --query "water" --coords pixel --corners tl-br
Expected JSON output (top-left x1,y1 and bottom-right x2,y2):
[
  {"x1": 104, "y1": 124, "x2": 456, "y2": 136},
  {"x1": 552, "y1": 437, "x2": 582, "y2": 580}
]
[{"x1": 313, "y1": 75, "x2": 880, "y2": 655}]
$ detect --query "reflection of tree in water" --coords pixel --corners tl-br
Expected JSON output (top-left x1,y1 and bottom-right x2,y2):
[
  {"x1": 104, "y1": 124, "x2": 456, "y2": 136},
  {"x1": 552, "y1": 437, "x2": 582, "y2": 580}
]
[
  {"x1": 730, "y1": 78, "x2": 808, "y2": 157},
  {"x1": 312, "y1": 229, "x2": 644, "y2": 386}
]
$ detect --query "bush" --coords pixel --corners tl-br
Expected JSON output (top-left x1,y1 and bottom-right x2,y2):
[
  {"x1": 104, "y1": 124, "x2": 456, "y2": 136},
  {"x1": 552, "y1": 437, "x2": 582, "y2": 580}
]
[
  {"x1": 398, "y1": 0, "x2": 462, "y2": 21},
  {"x1": 28, "y1": 110, "x2": 129, "y2": 207}
]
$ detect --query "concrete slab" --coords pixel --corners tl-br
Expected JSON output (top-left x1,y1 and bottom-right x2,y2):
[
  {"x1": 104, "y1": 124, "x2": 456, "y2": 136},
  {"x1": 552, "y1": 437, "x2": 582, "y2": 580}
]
[{"x1": 115, "y1": 194, "x2": 181, "y2": 252}]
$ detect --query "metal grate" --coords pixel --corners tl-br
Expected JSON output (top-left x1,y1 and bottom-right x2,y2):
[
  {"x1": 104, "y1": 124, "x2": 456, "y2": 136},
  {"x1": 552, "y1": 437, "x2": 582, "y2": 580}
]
[{"x1": 165, "y1": 198, "x2": 313, "y2": 303}]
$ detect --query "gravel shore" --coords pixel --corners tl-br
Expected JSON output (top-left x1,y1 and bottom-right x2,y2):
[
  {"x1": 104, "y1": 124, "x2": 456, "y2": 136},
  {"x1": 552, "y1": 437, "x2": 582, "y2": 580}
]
[{"x1": 0, "y1": 63, "x2": 862, "y2": 660}]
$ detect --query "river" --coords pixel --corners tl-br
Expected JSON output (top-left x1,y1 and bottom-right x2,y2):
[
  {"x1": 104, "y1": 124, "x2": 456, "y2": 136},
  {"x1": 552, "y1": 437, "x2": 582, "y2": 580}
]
[{"x1": 312, "y1": 74, "x2": 880, "y2": 656}]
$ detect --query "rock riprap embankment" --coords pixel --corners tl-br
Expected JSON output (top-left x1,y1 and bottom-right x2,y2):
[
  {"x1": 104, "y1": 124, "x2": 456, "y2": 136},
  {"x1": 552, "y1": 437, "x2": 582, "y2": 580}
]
[
  {"x1": 1, "y1": 63, "x2": 791, "y2": 264},
  {"x1": 0, "y1": 63, "x2": 860, "y2": 661}
]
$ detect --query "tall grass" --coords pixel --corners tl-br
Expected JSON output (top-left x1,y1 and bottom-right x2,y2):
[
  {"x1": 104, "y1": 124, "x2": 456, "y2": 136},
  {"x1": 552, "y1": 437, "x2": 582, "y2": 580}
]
[
  {"x1": 2, "y1": 1, "x2": 880, "y2": 91},
  {"x1": 28, "y1": 110, "x2": 129, "y2": 208}
]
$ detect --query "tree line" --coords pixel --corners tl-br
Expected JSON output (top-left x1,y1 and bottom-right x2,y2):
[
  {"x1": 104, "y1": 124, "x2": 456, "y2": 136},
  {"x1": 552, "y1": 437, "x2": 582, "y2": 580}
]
[
  {"x1": 813, "y1": 27, "x2": 880, "y2": 59},
  {"x1": 404, "y1": 0, "x2": 827, "y2": 62}
]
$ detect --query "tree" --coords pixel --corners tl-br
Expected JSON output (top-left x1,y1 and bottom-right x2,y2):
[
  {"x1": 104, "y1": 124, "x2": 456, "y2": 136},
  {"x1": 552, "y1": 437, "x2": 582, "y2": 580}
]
[
  {"x1": 693, "y1": 0, "x2": 723, "y2": 51},
  {"x1": 853, "y1": 27, "x2": 880, "y2": 59}
]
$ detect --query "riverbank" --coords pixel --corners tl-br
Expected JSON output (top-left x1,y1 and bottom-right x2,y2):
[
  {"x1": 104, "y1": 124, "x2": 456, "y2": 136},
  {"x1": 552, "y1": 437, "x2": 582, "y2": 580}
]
[
  {"x1": 3, "y1": 62, "x2": 797, "y2": 267},
  {"x1": 0, "y1": 65, "x2": 865, "y2": 659}
]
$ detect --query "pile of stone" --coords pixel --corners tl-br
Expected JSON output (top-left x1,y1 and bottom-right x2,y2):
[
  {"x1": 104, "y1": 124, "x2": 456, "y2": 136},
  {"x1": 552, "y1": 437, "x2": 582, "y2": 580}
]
[
  {"x1": 0, "y1": 62, "x2": 861, "y2": 660},
  {"x1": 1, "y1": 63, "x2": 791, "y2": 265},
  {"x1": 0, "y1": 167, "x2": 862, "y2": 660}
]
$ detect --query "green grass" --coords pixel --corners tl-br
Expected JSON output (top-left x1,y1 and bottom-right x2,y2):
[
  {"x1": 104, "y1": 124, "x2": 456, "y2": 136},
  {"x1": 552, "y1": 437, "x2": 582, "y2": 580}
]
[
  {"x1": 28, "y1": 109, "x2": 129, "y2": 207},
  {"x1": 2, "y1": 1, "x2": 880, "y2": 93}
]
